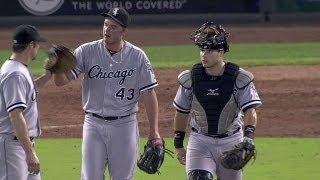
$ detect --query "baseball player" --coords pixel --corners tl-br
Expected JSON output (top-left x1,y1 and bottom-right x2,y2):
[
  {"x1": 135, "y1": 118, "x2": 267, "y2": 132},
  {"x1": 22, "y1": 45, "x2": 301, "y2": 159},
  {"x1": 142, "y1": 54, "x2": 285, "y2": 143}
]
[
  {"x1": 0, "y1": 25, "x2": 52, "y2": 180},
  {"x1": 51, "y1": 7, "x2": 162, "y2": 180},
  {"x1": 173, "y1": 22, "x2": 262, "y2": 180}
]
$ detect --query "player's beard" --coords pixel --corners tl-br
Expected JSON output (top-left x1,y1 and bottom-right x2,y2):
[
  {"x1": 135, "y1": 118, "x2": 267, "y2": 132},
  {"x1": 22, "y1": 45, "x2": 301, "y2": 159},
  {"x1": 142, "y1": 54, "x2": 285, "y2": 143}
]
[
  {"x1": 104, "y1": 35, "x2": 118, "y2": 45},
  {"x1": 104, "y1": 36, "x2": 123, "y2": 50}
]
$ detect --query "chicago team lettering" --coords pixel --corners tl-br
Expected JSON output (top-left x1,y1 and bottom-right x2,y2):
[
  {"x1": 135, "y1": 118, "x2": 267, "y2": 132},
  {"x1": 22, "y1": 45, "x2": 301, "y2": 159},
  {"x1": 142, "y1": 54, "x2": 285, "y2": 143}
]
[{"x1": 88, "y1": 65, "x2": 135, "y2": 85}]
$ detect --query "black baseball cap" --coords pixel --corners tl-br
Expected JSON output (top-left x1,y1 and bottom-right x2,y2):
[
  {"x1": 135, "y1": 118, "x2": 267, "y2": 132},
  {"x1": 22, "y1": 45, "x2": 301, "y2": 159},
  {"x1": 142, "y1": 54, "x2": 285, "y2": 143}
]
[
  {"x1": 13, "y1": 25, "x2": 46, "y2": 44},
  {"x1": 101, "y1": 7, "x2": 130, "y2": 27}
]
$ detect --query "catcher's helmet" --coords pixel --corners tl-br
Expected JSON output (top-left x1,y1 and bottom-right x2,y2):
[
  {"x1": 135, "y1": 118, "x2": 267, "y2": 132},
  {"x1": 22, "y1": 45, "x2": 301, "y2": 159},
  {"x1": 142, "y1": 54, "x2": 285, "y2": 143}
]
[{"x1": 191, "y1": 22, "x2": 229, "y2": 52}]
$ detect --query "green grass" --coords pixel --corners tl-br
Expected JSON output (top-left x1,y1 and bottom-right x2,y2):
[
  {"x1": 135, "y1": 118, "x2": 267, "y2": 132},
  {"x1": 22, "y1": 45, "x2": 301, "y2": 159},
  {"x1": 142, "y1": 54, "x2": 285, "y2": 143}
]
[
  {"x1": 1, "y1": 42, "x2": 319, "y2": 75},
  {"x1": 0, "y1": 49, "x2": 49, "y2": 75},
  {"x1": 36, "y1": 138, "x2": 320, "y2": 180},
  {"x1": 143, "y1": 42, "x2": 320, "y2": 68}
]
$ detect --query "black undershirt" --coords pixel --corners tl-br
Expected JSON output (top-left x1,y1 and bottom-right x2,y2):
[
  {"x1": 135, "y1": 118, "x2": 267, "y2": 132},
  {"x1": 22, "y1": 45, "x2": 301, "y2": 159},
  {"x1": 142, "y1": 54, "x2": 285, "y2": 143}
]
[{"x1": 108, "y1": 49, "x2": 118, "y2": 56}]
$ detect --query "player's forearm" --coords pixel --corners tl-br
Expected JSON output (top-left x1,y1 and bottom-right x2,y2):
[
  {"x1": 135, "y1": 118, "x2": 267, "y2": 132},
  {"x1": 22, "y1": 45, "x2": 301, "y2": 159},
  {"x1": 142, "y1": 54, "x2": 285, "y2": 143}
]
[
  {"x1": 9, "y1": 110, "x2": 35, "y2": 156},
  {"x1": 34, "y1": 70, "x2": 52, "y2": 89},
  {"x1": 244, "y1": 108, "x2": 257, "y2": 126},
  {"x1": 141, "y1": 89, "x2": 160, "y2": 136},
  {"x1": 243, "y1": 108, "x2": 258, "y2": 139},
  {"x1": 174, "y1": 111, "x2": 189, "y2": 132},
  {"x1": 173, "y1": 111, "x2": 189, "y2": 149}
]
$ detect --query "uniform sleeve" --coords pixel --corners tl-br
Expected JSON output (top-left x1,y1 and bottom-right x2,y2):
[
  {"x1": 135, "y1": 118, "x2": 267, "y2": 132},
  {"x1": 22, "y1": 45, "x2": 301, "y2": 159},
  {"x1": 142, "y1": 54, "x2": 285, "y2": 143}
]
[
  {"x1": 138, "y1": 52, "x2": 158, "y2": 92},
  {"x1": 237, "y1": 82, "x2": 262, "y2": 112},
  {"x1": 2, "y1": 74, "x2": 28, "y2": 112},
  {"x1": 71, "y1": 46, "x2": 85, "y2": 79},
  {"x1": 173, "y1": 85, "x2": 192, "y2": 113}
]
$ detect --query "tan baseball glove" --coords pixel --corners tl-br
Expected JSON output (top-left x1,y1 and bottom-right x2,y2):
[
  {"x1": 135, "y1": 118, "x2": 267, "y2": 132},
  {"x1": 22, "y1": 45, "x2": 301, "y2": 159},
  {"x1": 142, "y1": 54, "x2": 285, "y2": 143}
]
[{"x1": 44, "y1": 44, "x2": 76, "y2": 74}]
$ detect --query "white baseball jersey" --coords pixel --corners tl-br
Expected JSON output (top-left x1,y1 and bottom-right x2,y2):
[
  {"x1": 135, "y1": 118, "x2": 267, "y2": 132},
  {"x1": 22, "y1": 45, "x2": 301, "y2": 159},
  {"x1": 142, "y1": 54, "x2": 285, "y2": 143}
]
[
  {"x1": 0, "y1": 60, "x2": 40, "y2": 137},
  {"x1": 71, "y1": 39, "x2": 158, "y2": 116},
  {"x1": 173, "y1": 75, "x2": 262, "y2": 133}
]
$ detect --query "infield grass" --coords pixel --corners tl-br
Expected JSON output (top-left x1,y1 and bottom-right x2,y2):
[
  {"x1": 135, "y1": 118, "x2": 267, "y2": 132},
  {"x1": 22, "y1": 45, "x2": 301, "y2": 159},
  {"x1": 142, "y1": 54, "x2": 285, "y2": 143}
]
[
  {"x1": 0, "y1": 42, "x2": 319, "y2": 75},
  {"x1": 36, "y1": 138, "x2": 320, "y2": 180}
]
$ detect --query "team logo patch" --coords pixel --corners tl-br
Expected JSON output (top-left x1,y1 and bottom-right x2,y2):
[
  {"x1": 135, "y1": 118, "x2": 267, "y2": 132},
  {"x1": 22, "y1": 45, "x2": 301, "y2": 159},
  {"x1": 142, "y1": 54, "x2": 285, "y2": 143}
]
[
  {"x1": 207, "y1": 88, "x2": 219, "y2": 96},
  {"x1": 112, "y1": 8, "x2": 119, "y2": 16}
]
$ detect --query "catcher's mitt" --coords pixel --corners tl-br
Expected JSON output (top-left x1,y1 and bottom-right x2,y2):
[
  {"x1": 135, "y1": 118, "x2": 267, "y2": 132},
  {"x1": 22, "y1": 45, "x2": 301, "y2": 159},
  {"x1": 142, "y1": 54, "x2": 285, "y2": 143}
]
[
  {"x1": 220, "y1": 138, "x2": 256, "y2": 170},
  {"x1": 137, "y1": 138, "x2": 174, "y2": 174},
  {"x1": 44, "y1": 44, "x2": 76, "y2": 74}
]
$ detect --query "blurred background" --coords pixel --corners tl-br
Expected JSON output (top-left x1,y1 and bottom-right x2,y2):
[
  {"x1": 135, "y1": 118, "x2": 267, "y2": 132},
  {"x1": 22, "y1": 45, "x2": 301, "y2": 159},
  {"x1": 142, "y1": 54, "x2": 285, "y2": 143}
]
[{"x1": 1, "y1": 0, "x2": 320, "y2": 26}]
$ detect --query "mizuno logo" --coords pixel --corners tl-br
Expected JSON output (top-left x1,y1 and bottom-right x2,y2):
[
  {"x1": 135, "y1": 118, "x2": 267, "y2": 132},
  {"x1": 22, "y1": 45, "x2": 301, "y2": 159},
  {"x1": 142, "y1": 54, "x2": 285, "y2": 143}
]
[{"x1": 207, "y1": 88, "x2": 219, "y2": 96}]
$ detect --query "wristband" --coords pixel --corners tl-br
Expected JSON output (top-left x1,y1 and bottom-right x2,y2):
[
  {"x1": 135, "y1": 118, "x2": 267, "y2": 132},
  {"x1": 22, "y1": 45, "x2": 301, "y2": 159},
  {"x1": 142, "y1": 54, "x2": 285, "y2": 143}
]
[
  {"x1": 174, "y1": 131, "x2": 185, "y2": 148},
  {"x1": 244, "y1": 125, "x2": 255, "y2": 139}
]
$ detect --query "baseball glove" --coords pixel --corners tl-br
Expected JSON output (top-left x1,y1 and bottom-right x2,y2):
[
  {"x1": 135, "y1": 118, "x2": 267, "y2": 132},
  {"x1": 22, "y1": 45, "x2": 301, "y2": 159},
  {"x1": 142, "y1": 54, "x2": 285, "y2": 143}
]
[
  {"x1": 44, "y1": 44, "x2": 76, "y2": 74},
  {"x1": 220, "y1": 138, "x2": 256, "y2": 170},
  {"x1": 137, "y1": 138, "x2": 174, "y2": 174}
]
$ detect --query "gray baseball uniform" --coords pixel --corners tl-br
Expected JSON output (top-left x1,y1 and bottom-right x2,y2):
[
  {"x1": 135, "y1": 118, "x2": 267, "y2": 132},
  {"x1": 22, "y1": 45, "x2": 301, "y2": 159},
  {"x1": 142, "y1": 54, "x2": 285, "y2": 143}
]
[
  {"x1": 0, "y1": 60, "x2": 41, "y2": 180},
  {"x1": 71, "y1": 39, "x2": 158, "y2": 180},
  {"x1": 173, "y1": 66, "x2": 261, "y2": 180}
]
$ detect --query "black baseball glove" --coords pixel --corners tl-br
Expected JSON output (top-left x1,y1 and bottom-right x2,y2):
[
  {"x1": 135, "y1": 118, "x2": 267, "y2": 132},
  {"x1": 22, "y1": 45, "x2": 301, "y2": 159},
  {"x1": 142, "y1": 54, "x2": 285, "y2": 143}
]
[
  {"x1": 220, "y1": 137, "x2": 256, "y2": 170},
  {"x1": 137, "y1": 138, "x2": 174, "y2": 174}
]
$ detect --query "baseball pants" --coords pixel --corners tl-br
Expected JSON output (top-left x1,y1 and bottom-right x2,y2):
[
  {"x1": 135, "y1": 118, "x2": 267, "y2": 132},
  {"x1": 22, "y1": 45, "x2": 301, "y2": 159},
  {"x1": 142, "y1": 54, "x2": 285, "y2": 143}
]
[
  {"x1": 81, "y1": 113, "x2": 139, "y2": 180},
  {"x1": 186, "y1": 131, "x2": 243, "y2": 180},
  {"x1": 0, "y1": 134, "x2": 41, "y2": 180}
]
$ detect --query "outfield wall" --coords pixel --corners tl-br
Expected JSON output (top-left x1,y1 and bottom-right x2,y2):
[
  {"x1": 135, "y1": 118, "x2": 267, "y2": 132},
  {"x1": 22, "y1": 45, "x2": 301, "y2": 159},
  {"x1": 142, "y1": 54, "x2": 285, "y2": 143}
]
[
  {"x1": 1, "y1": 12, "x2": 320, "y2": 27},
  {"x1": 0, "y1": 0, "x2": 319, "y2": 27}
]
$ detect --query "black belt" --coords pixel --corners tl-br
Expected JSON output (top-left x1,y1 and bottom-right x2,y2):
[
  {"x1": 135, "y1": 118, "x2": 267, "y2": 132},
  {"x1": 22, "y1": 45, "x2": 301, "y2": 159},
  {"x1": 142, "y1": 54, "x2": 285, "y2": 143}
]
[
  {"x1": 13, "y1": 136, "x2": 34, "y2": 141},
  {"x1": 85, "y1": 111, "x2": 131, "y2": 121},
  {"x1": 191, "y1": 127, "x2": 240, "y2": 139}
]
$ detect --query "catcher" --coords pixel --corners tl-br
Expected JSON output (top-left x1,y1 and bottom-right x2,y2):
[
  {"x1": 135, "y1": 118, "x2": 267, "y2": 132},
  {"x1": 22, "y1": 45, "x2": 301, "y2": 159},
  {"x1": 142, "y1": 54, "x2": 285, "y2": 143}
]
[{"x1": 172, "y1": 22, "x2": 262, "y2": 180}]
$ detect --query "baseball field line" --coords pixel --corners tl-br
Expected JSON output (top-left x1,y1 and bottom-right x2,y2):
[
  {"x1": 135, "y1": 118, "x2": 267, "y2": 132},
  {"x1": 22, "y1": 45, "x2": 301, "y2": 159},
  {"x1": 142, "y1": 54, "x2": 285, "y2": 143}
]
[{"x1": 41, "y1": 124, "x2": 83, "y2": 130}]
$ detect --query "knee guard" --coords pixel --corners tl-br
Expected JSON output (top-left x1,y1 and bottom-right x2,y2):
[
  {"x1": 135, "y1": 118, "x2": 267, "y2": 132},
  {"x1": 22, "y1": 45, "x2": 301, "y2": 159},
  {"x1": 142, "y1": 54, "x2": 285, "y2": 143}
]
[{"x1": 188, "y1": 169, "x2": 213, "y2": 180}]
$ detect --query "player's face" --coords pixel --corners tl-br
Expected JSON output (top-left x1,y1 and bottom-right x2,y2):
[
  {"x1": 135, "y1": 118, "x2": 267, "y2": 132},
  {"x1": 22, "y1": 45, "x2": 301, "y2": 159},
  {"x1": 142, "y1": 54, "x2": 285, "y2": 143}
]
[
  {"x1": 103, "y1": 18, "x2": 126, "y2": 44},
  {"x1": 200, "y1": 49, "x2": 223, "y2": 68},
  {"x1": 30, "y1": 42, "x2": 40, "y2": 60}
]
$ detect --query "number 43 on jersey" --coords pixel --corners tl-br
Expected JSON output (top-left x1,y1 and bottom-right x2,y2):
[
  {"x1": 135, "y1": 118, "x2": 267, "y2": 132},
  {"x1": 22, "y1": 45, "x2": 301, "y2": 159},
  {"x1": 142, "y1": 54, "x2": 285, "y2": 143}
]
[{"x1": 116, "y1": 87, "x2": 134, "y2": 100}]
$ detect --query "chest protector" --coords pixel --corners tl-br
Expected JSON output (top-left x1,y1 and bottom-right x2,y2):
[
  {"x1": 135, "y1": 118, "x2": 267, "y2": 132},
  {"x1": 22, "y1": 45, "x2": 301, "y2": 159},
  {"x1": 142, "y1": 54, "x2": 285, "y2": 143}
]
[{"x1": 191, "y1": 62, "x2": 239, "y2": 135}]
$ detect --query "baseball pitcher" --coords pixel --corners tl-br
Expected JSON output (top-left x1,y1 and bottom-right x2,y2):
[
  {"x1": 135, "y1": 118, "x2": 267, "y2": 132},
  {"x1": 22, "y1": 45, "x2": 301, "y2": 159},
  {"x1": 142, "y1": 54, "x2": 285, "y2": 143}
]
[
  {"x1": 173, "y1": 22, "x2": 262, "y2": 180},
  {"x1": 50, "y1": 7, "x2": 162, "y2": 180}
]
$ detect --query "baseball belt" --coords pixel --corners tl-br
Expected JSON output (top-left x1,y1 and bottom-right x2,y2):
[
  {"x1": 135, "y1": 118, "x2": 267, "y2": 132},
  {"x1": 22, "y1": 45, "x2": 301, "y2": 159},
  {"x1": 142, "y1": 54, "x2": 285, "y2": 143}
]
[
  {"x1": 191, "y1": 127, "x2": 241, "y2": 139},
  {"x1": 85, "y1": 111, "x2": 131, "y2": 121}
]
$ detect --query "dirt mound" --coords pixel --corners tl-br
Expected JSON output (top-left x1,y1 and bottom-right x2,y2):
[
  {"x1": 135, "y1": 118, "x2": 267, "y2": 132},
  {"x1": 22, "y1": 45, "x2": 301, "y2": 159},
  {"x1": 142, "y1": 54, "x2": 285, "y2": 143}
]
[
  {"x1": 39, "y1": 65, "x2": 320, "y2": 138},
  {"x1": 1, "y1": 24, "x2": 319, "y2": 138}
]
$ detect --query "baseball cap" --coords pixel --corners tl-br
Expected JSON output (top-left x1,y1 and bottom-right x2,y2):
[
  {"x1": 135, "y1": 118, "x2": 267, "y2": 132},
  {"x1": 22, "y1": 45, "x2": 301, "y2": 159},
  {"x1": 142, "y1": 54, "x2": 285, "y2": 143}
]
[
  {"x1": 13, "y1": 25, "x2": 46, "y2": 44},
  {"x1": 101, "y1": 7, "x2": 130, "y2": 27}
]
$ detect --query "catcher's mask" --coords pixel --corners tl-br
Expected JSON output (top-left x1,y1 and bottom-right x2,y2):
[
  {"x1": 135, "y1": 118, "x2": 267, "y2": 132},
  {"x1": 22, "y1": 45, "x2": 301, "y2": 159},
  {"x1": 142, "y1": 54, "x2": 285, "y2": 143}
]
[{"x1": 190, "y1": 22, "x2": 229, "y2": 52}]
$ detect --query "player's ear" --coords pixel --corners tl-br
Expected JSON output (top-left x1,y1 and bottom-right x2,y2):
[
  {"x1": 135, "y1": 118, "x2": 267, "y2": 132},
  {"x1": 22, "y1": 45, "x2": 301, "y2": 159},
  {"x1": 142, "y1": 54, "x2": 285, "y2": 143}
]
[
  {"x1": 29, "y1": 41, "x2": 36, "y2": 48},
  {"x1": 122, "y1": 27, "x2": 128, "y2": 34},
  {"x1": 24, "y1": 41, "x2": 34, "y2": 50},
  {"x1": 218, "y1": 49, "x2": 224, "y2": 57}
]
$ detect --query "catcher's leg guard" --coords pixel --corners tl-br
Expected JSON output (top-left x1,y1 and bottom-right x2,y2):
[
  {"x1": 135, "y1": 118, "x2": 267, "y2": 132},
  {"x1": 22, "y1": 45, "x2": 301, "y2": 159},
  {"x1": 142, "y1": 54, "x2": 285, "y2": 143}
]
[{"x1": 188, "y1": 169, "x2": 213, "y2": 180}]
